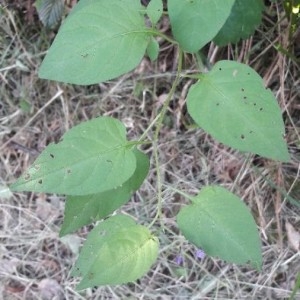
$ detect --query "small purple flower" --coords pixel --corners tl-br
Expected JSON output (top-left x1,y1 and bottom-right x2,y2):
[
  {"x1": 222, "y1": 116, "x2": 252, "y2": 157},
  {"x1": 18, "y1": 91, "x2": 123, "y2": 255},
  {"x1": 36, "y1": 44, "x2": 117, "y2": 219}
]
[
  {"x1": 174, "y1": 255, "x2": 184, "y2": 265},
  {"x1": 195, "y1": 249, "x2": 206, "y2": 259}
]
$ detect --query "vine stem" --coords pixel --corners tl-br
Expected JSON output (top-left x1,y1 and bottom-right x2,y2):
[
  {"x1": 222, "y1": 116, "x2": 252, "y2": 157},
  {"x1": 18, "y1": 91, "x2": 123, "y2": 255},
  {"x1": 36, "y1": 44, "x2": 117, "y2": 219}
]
[{"x1": 148, "y1": 48, "x2": 183, "y2": 229}]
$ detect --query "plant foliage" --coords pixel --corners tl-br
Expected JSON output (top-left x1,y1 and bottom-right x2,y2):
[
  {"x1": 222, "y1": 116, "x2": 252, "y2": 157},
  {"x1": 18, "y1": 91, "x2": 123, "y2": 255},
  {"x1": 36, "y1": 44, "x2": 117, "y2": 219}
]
[
  {"x1": 72, "y1": 214, "x2": 159, "y2": 289},
  {"x1": 187, "y1": 60, "x2": 290, "y2": 162},
  {"x1": 177, "y1": 186, "x2": 262, "y2": 270},
  {"x1": 168, "y1": 0, "x2": 235, "y2": 52},
  {"x1": 10, "y1": 117, "x2": 137, "y2": 195},
  {"x1": 10, "y1": 0, "x2": 291, "y2": 290},
  {"x1": 38, "y1": 0, "x2": 151, "y2": 84},
  {"x1": 213, "y1": 0, "x2": 264, "y2": 46},
  {"x1": 34, "y1": 0, "x2": 64, "y2": 28},
  {"x1": 60, "y1": 149, "x2": 149, "y2": 236}
]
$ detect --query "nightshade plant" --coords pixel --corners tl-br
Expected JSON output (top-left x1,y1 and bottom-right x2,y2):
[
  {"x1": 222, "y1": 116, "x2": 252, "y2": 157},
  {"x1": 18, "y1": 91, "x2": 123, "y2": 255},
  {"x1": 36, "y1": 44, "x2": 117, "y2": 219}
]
[{"x1": 10, "y1": 0, "x2": 290, "y2": 290}]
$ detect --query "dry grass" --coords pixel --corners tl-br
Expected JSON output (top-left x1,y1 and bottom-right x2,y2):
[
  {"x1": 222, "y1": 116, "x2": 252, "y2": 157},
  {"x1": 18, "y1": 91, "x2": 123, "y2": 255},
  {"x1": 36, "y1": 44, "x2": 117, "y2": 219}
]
[{"x1": 1, "y1": 1, "x2": 300, "y2": 299}]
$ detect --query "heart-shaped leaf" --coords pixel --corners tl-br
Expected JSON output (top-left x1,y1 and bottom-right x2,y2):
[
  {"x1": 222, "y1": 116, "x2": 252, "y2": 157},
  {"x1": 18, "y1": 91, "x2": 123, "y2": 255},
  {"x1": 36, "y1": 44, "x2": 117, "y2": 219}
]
[
  {"x1": 187, "y1": 60, "x2": 290, "y2": 162},
  {"x1": 177, "y1": 186, "x2": 262, "y2": 269},
  {"x1": 10, "y1": 117, "x2": 136, "y2": 195},
  {"x1": 72, "y1": 214, "x2": 159, "y2": 289},
  {"x1": 39, "y1": 0, "x2": 150, "y2": 84}
]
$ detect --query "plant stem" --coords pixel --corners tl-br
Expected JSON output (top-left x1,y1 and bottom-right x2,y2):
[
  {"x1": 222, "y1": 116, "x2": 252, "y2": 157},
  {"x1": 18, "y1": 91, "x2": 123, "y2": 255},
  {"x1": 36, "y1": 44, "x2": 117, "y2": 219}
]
[
  {"x1": 147, "y1": 28, "x2": 178, "y2": 46},
  {"x1": 138, "y1": 113, "x2": 161, "y2": 142},
  {"x1": 148, "y1": 48, "x2": 183, "y2": 229}
]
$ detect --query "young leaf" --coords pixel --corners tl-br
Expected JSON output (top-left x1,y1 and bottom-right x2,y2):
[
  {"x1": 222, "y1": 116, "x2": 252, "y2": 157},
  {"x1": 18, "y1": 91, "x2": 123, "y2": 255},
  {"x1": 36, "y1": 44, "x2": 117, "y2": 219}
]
[
  {"x1": 187, "y1": 60, "x2": 290, "y2": 162},
  {"x1": 59, "y1": 149, "x2": 150, "y2": 236},
  {"x1": 72, "y1": 214, "x2": 159, "y2": 289},
  {"x1": 146, "y1": 0, "x2": 163, "y2": 26},
  {"x1": 39, "y1": 0, "x2": 151, "y2": 85},
  {"x1": 10, "y1": 117, "x2": 136, "y2": 195},
  {"x1": 213, "y1": 0, "x2": 264, "y2": 46},
  {"x1": 146, "y1": 37, "x2": 160, "y2": 61},
  {"x1": 168, "y1": 0, "x2": 235, "y2": 53},
  {"x1": 34, "y1": 0, "x2": 64, "y2": 28},
  {"x1": 177, "y1": 186, "x2": 262, "y2": 269}
]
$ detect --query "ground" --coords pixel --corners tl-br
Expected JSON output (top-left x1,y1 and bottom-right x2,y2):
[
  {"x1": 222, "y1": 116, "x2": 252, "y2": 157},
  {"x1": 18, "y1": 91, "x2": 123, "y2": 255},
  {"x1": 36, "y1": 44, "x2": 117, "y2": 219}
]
[{"x1": 0, "y1": 1, "x2": 300, "y2": 299}]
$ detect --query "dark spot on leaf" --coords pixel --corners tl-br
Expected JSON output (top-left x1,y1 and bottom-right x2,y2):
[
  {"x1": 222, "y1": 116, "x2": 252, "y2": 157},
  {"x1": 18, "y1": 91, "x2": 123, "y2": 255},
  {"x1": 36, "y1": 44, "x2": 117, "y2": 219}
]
[
  {"x1": 106, "y1": 160, "x2": 112, "y2": 163},
  {"x1": 241, "y1": 134, "x2": 245, "y2": 139},
  {"x1": 247, "y1": 72, "x2": 250, "y2": 75},
  {"x1": 253, "y1": 103, "x2": 257, "y2": 106},
  {"x1": 243, "y1": 96, "x2": 247, "y2": 99},
  {"x1": 249, "y1": 130, "x2": 253, "y2": 134},
  {"x1": 259, "y1": 108, "x2": 263, "y2": 111},
  {"x1": 38, "y1": 179, "x2": 43, "y2": 184},
  {"x1": 241, "y1": 88, "x2": 245, "y2": 92},
  {"x1": 66, "y1": 169, "x2": 71, "y2": 174},
  {"x1": 219, "y1": 68, "x2": 222, "y2": 71},
  {"x1": 24, "y1": 173, "x2": 30, "y2": 181},
  {"x1": 216, "y1": 103, "x2": 220, "y2": 106},
  {"x1": 50, "y1": 153, "x2": 54, "y2": 158},
  {"x1": 99, "y1": 230, "x2": 106, "y2": 236}
]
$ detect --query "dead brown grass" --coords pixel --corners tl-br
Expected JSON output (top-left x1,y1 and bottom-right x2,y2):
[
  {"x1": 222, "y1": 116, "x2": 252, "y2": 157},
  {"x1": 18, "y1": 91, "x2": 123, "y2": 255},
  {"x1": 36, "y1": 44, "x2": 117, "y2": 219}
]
[{"x1": 0, "y1": 1, "x2": 299, "y2": 299}]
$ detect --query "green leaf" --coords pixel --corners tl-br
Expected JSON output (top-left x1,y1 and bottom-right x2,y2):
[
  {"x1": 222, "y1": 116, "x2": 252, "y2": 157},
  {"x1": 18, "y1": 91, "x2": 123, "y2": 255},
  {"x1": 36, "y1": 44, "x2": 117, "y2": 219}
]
[
  {"x1": 34, "y1": 0, "x2": 64, "y2": 28},
  {"x1": 72, "y1": 214, "x2": 159, "y2": 289},
  {"x1": 59, "y1": 149, "x2": 149, "y2": 236},
  {"x1": 146, "y1": 37, "x2": 160, "y2": 61},
  {"x1": 147, "y1": 0, "x2": 163, "y2": 26},
  {"x1": 10, "y1": 117, "x2": 136, "y2": 195},
  {"x1": 187, "y1": 60, "x2": 290, "y2": 162},
  {"x1": 39, "y1": 0, "x2": 150, "y2": 85},
  {"x1": 284, "y1": 0, "x2": 300, "y2": 35},
  {"x1": 214, "y1": 0, "x2": 264, "y2": 46},
  {"x1": 168, "y1": 0, "x2": 235, "y2": 53},
  {"x1": 177, "y1": 186, "x2": 262, "y2": 269}
]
